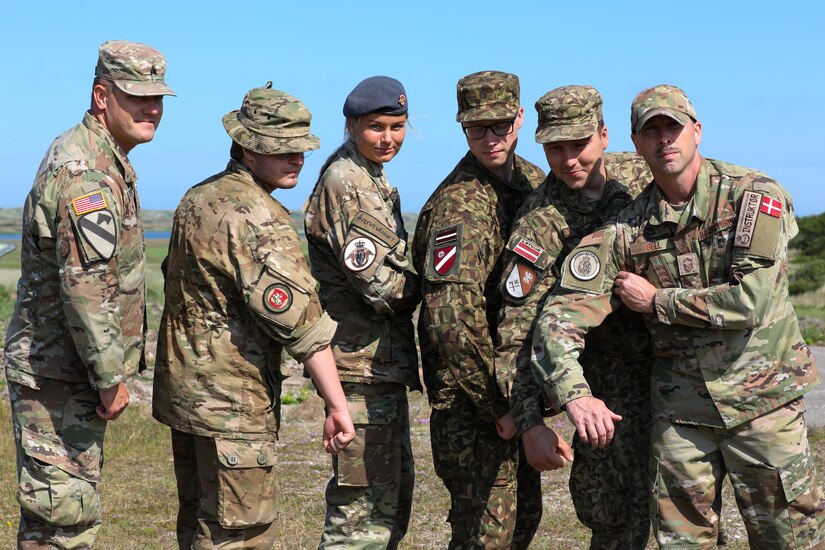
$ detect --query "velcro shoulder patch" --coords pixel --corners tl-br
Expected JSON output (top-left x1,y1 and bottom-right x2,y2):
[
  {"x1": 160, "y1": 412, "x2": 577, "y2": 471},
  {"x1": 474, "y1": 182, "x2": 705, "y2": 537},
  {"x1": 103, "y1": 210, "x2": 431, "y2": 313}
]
[
  {"x1": 559, "y1": 228, "x2": 613, "y2": 294},
  {"x1": 425, "y1": 223, "x2": 464, "y2": 280},
  {"x1": 509, "y1": 237, "x2": 547, "y2": 267},
  {"x1": 350, "y1": 210, "x2": 400, "y2": 248},
  {"x1": 734, "y1": 189, "x2": 782, "y2": 259},
  {"x1": 250, "y1": 261, "x2": 311, "y2": 331},
  {"x1": 68, "y1": 186, "x2": 119, "y2": 263}
]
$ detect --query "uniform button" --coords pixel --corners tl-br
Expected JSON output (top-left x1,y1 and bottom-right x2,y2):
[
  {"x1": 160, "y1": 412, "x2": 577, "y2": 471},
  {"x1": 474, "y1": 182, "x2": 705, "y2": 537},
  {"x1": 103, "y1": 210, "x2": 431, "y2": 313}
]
[
  {"x1": 227, "y1": 455, "x2": 238, "y2": 466},
  {"x1": 257, "y1": 453, "x2": 267, "y2": 465}
]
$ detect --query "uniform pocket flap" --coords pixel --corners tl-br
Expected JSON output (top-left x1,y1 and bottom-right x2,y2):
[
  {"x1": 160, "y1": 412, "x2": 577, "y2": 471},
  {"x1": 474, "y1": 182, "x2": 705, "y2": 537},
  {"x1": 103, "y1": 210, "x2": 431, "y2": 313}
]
[
  {"x1": 215, "y1": 439, "x2": 277, "y2": 469},
  {"x1": 21, "y1": 426, "x2": 102, "y2": 482}
]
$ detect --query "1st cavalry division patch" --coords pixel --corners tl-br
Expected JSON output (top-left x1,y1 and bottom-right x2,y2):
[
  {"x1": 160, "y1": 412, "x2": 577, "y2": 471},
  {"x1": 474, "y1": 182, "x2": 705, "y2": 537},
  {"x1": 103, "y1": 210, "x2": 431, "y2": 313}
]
[{"x1": 78, "y1": 210, "x2": 117, "y2": 260}]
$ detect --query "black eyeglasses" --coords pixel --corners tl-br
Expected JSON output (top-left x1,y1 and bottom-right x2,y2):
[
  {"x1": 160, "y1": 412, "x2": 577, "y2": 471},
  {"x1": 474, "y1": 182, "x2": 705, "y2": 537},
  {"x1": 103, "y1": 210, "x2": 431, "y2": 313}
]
[{"x1": 462, "y1": 118, "x2": 516, "y2": 140}]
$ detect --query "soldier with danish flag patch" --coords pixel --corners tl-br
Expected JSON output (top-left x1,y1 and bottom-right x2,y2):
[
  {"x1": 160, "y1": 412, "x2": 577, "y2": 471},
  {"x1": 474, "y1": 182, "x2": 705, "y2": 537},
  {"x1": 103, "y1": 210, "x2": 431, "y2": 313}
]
[{"x1": 534, "y1": 84, "x2": 824, "y2": 549}]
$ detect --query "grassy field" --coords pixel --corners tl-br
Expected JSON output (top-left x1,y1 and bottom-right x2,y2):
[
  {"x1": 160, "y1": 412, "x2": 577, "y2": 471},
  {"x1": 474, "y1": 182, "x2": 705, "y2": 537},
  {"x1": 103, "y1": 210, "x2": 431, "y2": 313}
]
[{"x1": 0, "y1": 236, "x2": 824, "y2": 548}]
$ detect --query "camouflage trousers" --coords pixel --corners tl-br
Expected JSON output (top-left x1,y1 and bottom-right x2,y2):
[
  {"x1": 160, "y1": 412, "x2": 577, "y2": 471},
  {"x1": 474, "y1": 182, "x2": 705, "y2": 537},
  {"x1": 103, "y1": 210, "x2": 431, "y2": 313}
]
[
  {"x1": 430, "y1": 398, "x2": 541, "y2": 549},
  {"x1": 170, "y1": 429, "x2": 280, "y2": 550},
  {"x1": 651, "y1": 398, "x2": 825, "y2": 550},
  {"x1": 570, "y1": 391, "x2": 651, "y2": 550},
  {"x1": 320, "y1": 383, "x2": 414, "y2": 549},
  {"x1": 8, "y1": 378, "x2": 107, "y2": 550}
]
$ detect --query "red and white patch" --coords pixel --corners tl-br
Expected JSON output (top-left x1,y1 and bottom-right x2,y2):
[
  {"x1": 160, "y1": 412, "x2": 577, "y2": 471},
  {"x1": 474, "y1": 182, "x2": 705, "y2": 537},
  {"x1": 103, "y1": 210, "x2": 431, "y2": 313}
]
[
  {"x1": 264, "y1": 284, "x2": 293, "y2": 313},
  {"x1": 513, "y1": 239, "x2": 544, "y2": 264},
  {"x1": 505, "y1": 263, "x2": 538, "y2": 299},
  {"x1": 760, "y1": 196, "x2": 782, "y2": 218},
  {"x1": 435, "y1": 227, "x2": 458, "y2": 245},
  {"x1": 434, "y1": 245, "x2": 457, "y2": 275}
]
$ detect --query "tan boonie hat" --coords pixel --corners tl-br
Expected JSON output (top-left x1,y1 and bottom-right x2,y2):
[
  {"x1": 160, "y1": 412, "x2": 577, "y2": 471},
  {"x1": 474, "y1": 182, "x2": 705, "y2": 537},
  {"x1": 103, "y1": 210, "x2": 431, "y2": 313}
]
[
  {"x1": 95, "y1": 40, "x2": 175, "y2": 97},
  {"x1": 222, "y1": 82, "x2": 320, "y2": 155},
  {"x1": 535, "y1": 85, "x2": 603, "y2": 144},
  {"x1": 631, "y1": 84, "x2": 696, "y2": 134},
  {"x1": 456, "y1": 70, "x2": 520, "y2": 123}
]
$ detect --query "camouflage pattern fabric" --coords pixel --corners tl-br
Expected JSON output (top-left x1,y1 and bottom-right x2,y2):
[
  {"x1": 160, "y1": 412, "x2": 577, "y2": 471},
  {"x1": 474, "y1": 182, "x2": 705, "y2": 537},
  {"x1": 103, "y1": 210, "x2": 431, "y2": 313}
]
[
  {"x1": 304, "y1": 139, "x2": 419, "y2": 548},
  {"x1": 10, "y1": 379, "x2": 106, "y2": 549},
  {"x1": 170, "y1": 429, "x2": 280, "y2": 550},
  {"x1": 534, "y1": 159, "x2": 824, "y2": 548},
  {"x1": 630, "y1": 84, "x2": 696, "y2": 135},
  {"x1": 3, "y1": 112, "x2": 147, "y2": 548},
  {"x1": 95, "y1": 39, "x2": 176, "y2": 97},
  {"x1": 652, "y1": 399, "x2": 824, "y2": 549},
  {"x1": 455, "y1": 70, "x2": 520, "y2": 122},
  {"x1": 534, "y1": 84, "x2": 604, "y2": 144},
  {"x1": 305, "y1": 139, "x2": 420, "y2": 388},
  {"x1": 319, "y1": 383, "x2": 413, "y2": 549},
  {"x1": 154, "y1": 159, "x2": 335, "y2": 439},
  {"x1": 496, "y1": 153, "x2": 653, "y2": 548},
  {"x1": 412, "y1": 151, "x2": 544, "y2": 548},
  {"x1": 429, "y1": 400, "x2": 541, "y2": 550},
  {"x1": 5, "y1": 112, "x2": 147, "y2": 389},
  {"x1": 222, "y1": 81, "x2": 320, "y2": 155}
]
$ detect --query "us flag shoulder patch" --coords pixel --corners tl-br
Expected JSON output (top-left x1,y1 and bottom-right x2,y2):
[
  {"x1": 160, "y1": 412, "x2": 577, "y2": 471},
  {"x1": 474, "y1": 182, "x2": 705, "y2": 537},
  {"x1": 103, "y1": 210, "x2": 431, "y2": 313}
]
[{"x1": 72, "y1": 191, "x2": 107, "y2": 216}]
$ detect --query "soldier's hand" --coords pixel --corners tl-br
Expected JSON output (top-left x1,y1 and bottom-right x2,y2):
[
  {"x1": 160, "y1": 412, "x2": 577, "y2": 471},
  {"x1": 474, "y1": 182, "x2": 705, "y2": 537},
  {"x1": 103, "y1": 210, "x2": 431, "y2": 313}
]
[
  {"x1": 613, "y1": 271, "x2": 657, "y2": 313},
  {"x1": 97, "y1": 382, "x2": 130, "y2": 421},
  {"x1": 565, "y1": 396, "x2": 622, "y2": 448},
  {"x1": 322, "y1": 408, "x2": 355, "y2": 455},
  {"x1": 522, "y1": 424, "x2": 574, "y2": 471},
  {"x1": 495, "y1": 412, "x2": 517, "y2": 440}
]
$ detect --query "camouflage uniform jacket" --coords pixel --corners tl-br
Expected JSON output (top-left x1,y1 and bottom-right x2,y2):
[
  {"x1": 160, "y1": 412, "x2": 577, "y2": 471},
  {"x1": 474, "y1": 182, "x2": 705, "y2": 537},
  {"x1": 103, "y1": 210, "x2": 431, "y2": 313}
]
[
  {"x1": 4, "y1": 112, "x2": 146, "y2": 390},
  {"x1": 153, "y1": 160, "x2": 336, "y2": 440},
  {"x1": 497, "y1": 153, "x2": 653, "y2": 433},
  {"x1": 304, "y1": 139, "x2": 420, "y2": 388},
  {"x1": 534, "y1": 158, "x2": 819, "y2": 428},
  {"x1": 412, "y1": 152, "x2": 545, "y2": 421}
]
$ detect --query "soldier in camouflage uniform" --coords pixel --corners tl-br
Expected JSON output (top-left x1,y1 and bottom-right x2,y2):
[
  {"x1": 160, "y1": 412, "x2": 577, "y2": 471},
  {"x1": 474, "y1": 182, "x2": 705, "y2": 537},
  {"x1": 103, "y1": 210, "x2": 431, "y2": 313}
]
[
  {"x1": 533, "y1": 84, "x2": 825, "y2": 549},
  {"x1": 3, "y1": 40, "x2": 175, "y2": 550},
  {"x1": 153, "y1": 83, "x2": 355, "y2": 550},
  {"x1": 411, "y1": 70, "x2": 546, "y2": 549},
  {"x1": 304, "y1": 76, "x2": 419, "y2": 550},
  {"x1": 496, "y1": 85, "x2": 653, "y2": 549}
]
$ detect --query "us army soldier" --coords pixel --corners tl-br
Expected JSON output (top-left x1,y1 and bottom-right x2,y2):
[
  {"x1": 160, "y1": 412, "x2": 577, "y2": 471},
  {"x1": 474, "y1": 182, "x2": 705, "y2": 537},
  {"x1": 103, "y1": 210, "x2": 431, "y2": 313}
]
[
  {"x1": 496, "y1": 86, "x2": 653, "y2": 549},
  {"x1": 153, "y1": 83, "x2": 354, "y2": 549},
  {"x1": 533, "y1": 84, "x2": 825, "y2": 548},
  {"x1": 412, "y1": 70, "x2": 548, "y2": 549},
  {"x1": 3, "y1": 40, "x2": 175, "y2": 549}
]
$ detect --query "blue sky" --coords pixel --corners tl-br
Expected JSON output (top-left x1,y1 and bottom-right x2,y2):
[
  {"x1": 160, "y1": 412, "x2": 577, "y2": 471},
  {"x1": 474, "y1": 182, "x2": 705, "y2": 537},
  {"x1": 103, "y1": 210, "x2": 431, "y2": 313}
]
[{"x1": 2, "y1": 1, "x2": 823, "y2": 216}]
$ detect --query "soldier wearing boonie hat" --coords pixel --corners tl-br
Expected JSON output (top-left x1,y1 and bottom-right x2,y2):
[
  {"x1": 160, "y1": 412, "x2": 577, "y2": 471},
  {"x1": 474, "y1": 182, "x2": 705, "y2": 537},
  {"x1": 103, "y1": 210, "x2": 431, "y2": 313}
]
[
  {"x1": 4, "y1": 39, "x2": 174, "y2": 548},
  {"x1": 498, "y1": 84, "x2": 656, "y2": 549},
  {"x1": 154, "y1": 82, "x2": 354, "y2": 549},
  {"x1": 411, "y1": 70, "x2": 547, "y2": 549},
  {"x1": 533, "y1": 83, "x2": 825, "y2": 548},
  {"x1": 305, "y1": 75, "x2": 419, "y2": 549}
]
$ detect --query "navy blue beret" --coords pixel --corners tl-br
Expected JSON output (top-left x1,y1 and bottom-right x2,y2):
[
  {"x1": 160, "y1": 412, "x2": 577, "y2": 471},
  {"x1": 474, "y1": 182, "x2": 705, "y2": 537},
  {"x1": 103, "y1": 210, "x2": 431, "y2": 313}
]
[{"x1": 343, "y1": 76, "x2": 408, "y2": 118}]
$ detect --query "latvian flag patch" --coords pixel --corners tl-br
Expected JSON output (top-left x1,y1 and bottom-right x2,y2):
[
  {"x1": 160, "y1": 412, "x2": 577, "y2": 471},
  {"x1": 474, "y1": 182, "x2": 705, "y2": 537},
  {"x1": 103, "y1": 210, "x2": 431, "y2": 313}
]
[{"x1": 513, "y1": 238, "x2": 544, "y2": 265}]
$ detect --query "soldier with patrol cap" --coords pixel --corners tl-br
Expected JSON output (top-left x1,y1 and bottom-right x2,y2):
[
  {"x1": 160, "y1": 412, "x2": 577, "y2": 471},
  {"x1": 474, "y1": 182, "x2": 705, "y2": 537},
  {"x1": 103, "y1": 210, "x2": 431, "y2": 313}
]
[
  {"x1": 496, "y1": 85, "x2": 653, "y2": 549},
  {"x1": 4, "y1": 39, "x2": 174, "y2": 549},
  {"x1": 533, "y1": 84, "x2": 825, "y2": 548},
  {"x1": 153, "y1": 82, "x2": 355, "y2": 549},
  {"x1": 412, "y1": 70, "x2": 547, "y2": 549},
  {"x1": 304, "y1": 76, "x2": 419, "y2": 549}
]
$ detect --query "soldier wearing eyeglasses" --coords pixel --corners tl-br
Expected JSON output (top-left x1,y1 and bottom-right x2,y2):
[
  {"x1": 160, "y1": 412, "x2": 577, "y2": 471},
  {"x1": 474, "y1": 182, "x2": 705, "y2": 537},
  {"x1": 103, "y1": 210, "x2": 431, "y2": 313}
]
[{"x1": 412, "y1": 70, "x2": 552, "y2": 549}]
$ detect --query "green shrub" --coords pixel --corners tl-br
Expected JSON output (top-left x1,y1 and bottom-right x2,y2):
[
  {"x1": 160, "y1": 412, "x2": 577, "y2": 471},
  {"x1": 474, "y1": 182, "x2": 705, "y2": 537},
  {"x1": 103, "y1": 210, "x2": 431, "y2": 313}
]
[{"x1": 789, "y1": 259, "x2": 825, "y2": 295}]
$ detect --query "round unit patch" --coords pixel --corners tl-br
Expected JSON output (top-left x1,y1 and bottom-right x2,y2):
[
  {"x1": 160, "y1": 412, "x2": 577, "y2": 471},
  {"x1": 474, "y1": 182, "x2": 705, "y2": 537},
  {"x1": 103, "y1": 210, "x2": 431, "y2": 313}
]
[
  {"x1": 264, "y1": 284, "x2": 293, "y2": 313},
  {"x1": 343, "y1": 237, "x2": 377, "y2": 272},
  {"x1": 569, "y1": 250, "x2": 601, "y2": 281}
]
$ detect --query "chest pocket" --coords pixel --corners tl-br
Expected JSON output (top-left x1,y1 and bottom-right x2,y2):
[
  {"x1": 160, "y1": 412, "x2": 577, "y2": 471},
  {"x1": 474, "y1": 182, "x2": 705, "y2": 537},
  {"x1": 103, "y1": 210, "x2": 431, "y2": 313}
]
[
  {"x1": 629, "y1": 237, "x2": 677, "y2": 288},
  {"x1": 699, "y1": 216, "x2": 736, "y2": 285}
]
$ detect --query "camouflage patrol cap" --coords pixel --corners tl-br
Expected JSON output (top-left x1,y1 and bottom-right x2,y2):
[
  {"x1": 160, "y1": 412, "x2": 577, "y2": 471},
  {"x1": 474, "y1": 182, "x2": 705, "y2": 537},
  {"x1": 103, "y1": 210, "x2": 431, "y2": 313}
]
[
  {"x1": 456, "y1": 71, "x2": 520, "y2": 123},
  {"x1": 631, "y1": 84, "x2": 696, "y2": 134},
  {"x1": 222, "y1": 82, "x2": 320, "y2": 155},
  {"x1": 535, "y1": 85, "x2": 603, "y2": 144},
  {"x1": 95, "y1": 40, "x2": 175, "y2": 97}
]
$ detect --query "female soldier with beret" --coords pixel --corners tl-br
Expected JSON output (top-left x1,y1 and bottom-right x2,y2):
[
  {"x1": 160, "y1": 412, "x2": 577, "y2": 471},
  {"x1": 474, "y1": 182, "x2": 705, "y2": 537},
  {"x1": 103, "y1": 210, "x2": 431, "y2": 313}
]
[{"x1": 304, "y1": 76, "x2": 420, "y2": 549}]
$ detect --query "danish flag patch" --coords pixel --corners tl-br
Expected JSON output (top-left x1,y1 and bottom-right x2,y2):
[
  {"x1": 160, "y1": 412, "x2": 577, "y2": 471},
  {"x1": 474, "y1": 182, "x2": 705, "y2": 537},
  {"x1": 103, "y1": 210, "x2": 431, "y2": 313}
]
[{"x1": 760, "y1": 196, "x2": 782, "y2": 218}]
